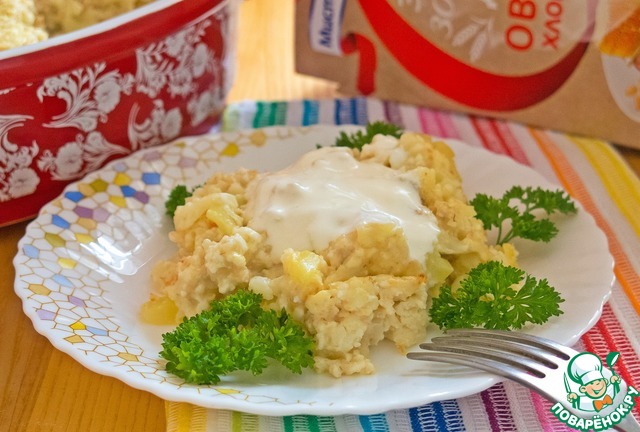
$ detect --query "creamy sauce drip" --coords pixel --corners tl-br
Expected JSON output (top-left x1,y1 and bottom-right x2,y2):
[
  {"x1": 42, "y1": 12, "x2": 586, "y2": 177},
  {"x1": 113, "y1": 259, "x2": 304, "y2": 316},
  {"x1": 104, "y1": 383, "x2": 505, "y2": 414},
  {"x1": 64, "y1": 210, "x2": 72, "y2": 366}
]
[{"x1": 244, "y1": 146, "x2": 440, "y2": 266}]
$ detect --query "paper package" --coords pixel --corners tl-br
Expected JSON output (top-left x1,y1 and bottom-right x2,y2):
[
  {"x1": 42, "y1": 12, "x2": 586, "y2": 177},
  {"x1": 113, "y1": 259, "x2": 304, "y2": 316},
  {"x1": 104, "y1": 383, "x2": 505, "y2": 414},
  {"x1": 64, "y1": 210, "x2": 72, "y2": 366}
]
[{"x1": 295, "y1": 0, "x2": 640, "y2": 149}]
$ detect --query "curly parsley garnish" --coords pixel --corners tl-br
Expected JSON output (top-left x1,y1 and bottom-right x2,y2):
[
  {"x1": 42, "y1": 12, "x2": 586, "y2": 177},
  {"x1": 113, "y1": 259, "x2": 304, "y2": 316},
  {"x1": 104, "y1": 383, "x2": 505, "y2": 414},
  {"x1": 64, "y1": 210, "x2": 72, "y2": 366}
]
[
  {"x1": 470, "y1": 186, "x2": 577, "y2": 245},
  {"x1": 165, "y1": 185, "x2": 193, "y2": 218},
  {"x1": 429, "y1": 261, "x2": 564, "y2": 331},
  {"x1": 334, "y1": 121, "x2": 403, "y2": 150},
  {"x1": 160, "y1": 290, "x2": 314, "y2": 385}
]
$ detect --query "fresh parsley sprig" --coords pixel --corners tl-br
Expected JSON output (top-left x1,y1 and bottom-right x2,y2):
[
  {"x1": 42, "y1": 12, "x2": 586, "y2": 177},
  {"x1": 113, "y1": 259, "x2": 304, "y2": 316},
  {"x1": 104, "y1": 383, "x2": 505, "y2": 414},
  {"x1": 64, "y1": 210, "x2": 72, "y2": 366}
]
[
  {"x1": 165, "y1": 185, "x2": 193, "y2": 218},
  {"x1": 334, "y1": 121, "x2": 403, "y2": 150},
  {"x1": 159, "y1": 290, "x2": 314, "y2": 385},
  {"x1": 470, "y1": 186, "x2": 577, "y2": 245},
  {"x1": 429, "y1": 261, "x2": 564, "y2": 331}
]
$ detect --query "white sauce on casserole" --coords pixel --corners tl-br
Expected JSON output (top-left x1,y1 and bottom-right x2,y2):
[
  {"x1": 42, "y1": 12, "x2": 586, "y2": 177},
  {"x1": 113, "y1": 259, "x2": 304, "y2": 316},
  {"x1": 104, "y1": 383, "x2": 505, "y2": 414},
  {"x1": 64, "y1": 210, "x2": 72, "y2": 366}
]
[{"x1": 244, "y1": 146, "x2": 440, "y2": 266}]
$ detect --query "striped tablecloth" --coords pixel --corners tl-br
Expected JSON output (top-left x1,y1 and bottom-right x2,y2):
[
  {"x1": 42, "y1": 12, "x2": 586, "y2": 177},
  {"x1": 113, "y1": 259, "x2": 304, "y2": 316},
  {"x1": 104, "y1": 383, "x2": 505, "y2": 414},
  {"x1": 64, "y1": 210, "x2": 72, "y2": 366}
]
[{"x1": 166, "y1": 97, "x2": 640, "y2": 432}]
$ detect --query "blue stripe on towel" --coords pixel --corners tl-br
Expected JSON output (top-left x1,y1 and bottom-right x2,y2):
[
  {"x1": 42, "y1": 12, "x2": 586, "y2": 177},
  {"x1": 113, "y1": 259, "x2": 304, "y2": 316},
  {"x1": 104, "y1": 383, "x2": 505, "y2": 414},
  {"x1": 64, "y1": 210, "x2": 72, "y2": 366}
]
[
  {"x1": 353, "y1": 97, "x2": 368, "y2": 125},
  {"x1": 334, "y1": 98, "x2": 369, "y2": 125},
  {"x1": 359, "y1": 413, "x2": 389, "y2": 432},
  {"x1": 409, "y1": 400, "x2": 465, "y2": 432},
  {"x1": 302, "y1": 100, "x2": 319, "y2": 126}
]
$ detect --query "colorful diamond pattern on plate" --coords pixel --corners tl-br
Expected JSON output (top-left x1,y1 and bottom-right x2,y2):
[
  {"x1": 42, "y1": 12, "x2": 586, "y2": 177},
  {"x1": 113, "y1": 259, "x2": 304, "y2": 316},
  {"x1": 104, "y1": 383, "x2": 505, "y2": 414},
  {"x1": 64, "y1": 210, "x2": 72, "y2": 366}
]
[{"x1": 14, "y1": 127, "x2": 319, "y2": 403}]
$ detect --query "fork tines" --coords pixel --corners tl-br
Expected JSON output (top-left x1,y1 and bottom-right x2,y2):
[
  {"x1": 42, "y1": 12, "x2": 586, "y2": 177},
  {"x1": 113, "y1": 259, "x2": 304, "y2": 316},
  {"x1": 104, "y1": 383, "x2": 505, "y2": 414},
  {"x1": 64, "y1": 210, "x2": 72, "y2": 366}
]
[{"x1": 407, "y1": 328, "x2": 574, "y2": 382}]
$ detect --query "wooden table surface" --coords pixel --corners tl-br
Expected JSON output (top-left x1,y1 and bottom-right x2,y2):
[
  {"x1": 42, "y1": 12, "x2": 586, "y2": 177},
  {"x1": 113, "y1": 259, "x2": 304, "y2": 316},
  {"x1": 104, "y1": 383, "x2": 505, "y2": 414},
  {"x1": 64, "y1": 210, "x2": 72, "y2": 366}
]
[{"x1": 1, "y1": 1, "x2": 639, "y2": 431}]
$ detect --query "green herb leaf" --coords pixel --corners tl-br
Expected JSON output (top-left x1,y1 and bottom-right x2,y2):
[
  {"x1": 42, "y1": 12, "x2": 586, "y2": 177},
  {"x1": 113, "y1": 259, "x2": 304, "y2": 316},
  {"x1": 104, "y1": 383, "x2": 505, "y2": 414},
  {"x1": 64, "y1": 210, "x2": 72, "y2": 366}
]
[
  {"x1": 159, "y1": 290, "x2": 314, "y2": 384},
  {"x1": 165, "y1": 185, "x2": 193, "y2": 218},
  {"x1": 470, "y1": 186, "x2": 577, "y2": 245},
  {"x1": 335, "y1": 121, "x2": 403, "y2": 150},
  {"x1": 429, "y1": 261, "x2": 564, "y2": 331}
]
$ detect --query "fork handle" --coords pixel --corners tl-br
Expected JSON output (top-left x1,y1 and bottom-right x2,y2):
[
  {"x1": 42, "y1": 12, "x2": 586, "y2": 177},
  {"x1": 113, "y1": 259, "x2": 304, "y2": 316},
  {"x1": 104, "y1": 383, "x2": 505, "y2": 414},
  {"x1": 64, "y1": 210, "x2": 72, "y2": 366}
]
[{"x1": 614, "y1": 413, "x2": 640, "y2": 432}]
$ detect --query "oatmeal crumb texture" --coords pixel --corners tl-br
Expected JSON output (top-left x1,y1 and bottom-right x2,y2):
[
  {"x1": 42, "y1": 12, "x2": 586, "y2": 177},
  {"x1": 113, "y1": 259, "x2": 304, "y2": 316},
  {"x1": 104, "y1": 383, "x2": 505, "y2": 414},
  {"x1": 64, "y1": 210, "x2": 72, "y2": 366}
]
[
  {"x1": 150, "y1": 133, "x2": 518, "y2": 377},
  {"x1": 1, "y1": 0, "x2": 154, "y2": 51},
  {"x1": 0, "y1": 0, "x2": 46, "y2": 50}
]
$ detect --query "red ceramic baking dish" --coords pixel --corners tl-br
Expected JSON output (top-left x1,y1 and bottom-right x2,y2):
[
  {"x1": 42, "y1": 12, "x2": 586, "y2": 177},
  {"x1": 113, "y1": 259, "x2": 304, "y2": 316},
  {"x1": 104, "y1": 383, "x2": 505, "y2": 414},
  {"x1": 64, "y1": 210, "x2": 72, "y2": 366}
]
[{"x1": 0, "y1": 0, "x2": 238, "y2": 226}]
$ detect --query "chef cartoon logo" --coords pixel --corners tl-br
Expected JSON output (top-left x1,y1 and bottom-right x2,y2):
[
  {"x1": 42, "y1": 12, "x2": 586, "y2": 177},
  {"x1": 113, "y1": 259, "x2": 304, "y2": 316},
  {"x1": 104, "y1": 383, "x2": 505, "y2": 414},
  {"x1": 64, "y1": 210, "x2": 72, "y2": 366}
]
[
  {"x1": 566, "y1": 352, "x2": 621, "y2": 412},
  {"x1": 550, "y1": 351, "x2": 639, "y2": 431}
]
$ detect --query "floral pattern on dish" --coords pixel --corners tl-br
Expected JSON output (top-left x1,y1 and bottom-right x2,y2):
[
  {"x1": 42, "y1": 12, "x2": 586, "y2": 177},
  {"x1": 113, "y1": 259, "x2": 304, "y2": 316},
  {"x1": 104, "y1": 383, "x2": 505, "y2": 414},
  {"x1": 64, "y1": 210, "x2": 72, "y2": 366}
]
[{"x1": 0, "y1": 0, "x2": 237, "y2": 225}]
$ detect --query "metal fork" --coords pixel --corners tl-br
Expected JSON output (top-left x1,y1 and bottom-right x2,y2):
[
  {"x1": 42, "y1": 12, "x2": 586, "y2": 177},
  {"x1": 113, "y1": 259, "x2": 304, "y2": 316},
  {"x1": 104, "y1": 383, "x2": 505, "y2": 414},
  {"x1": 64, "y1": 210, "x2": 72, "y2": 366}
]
[{"x1": 407, "y1": 329, "x2": 640, "y2": 432}]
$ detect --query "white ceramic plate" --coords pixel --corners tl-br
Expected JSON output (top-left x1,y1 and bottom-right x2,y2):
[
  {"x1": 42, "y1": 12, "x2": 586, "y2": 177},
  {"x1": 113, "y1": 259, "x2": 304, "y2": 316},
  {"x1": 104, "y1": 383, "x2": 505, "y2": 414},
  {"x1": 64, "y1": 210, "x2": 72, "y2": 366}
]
[{"x1": 14, "y1": 125, "x2": 614, "y2": 416}]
